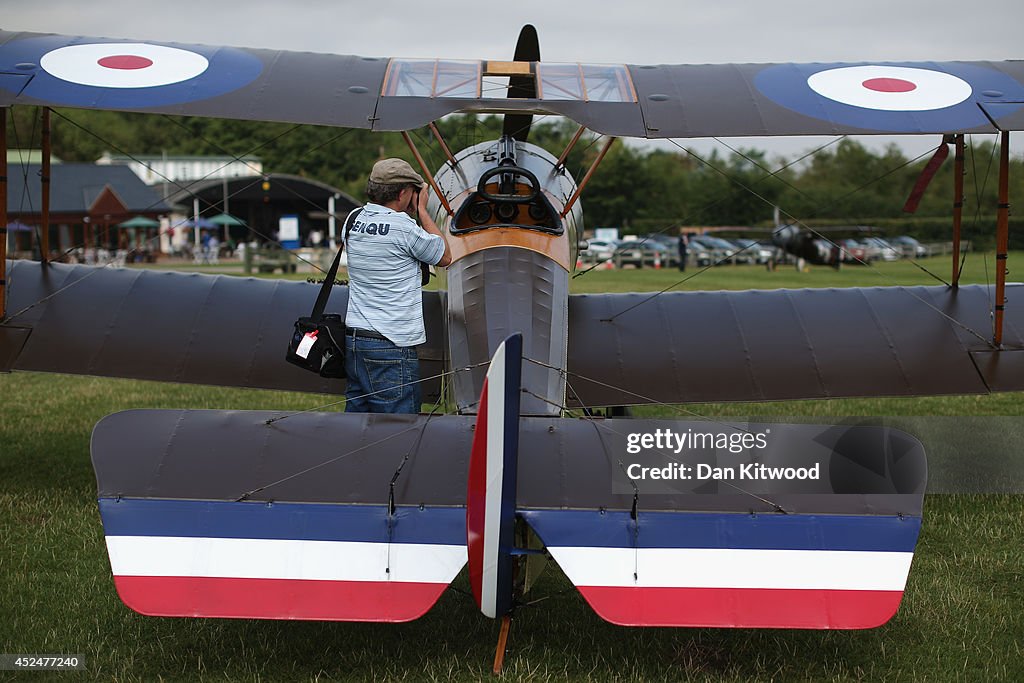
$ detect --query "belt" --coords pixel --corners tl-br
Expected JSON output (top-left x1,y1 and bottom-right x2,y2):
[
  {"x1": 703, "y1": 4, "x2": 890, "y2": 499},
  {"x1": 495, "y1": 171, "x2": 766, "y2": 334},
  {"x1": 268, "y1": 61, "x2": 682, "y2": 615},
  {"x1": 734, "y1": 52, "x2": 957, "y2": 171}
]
[{"x1": 348, "y1": 328, "x2": 389, "y2": 340}]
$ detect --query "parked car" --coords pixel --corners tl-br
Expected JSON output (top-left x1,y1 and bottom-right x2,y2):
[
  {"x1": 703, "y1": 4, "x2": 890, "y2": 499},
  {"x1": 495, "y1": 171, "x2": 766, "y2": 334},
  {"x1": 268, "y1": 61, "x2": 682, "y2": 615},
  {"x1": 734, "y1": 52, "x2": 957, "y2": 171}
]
[
  {"x1": 839, "y1": 238, "x2": 870, "y2": 264},
  {"x1": 732, "y1": 238, "x2": 775, "y2": 265},
  {"x1": 641, "y1": 240, "x2": 678, "y2": 268},
  {"x1": 581, "y1": 239, "x2": 619, "y2": 262},
  {"x1": 682, "y1": 236, "x2": 713, "y2": 267},
  {"x1": 889, "y1": 235, "x2": 929, "y2": 259},
  {"x1": 695, "y1": 235, "x2": 744, "y2": 264},
  {"x1": 860, "y1": 237, "x2": 901, "y2": 262},
  {"x1": 613, "y1": 239, "x2": 646, "y2": 268}
]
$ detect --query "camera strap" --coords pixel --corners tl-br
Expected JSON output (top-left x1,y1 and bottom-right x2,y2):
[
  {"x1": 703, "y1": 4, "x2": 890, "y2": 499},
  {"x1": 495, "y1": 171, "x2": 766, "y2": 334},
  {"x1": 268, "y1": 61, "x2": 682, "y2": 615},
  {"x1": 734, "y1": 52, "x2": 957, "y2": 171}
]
[{"x1": 309, "y1": 207, "x2": 362, "y2": 322}]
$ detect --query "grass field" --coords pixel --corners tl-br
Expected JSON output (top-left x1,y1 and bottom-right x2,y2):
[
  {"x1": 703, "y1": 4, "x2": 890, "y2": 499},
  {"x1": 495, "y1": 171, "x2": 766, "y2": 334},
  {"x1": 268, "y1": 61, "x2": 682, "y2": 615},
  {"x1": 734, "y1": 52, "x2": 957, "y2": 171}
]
[{"x1": 2, "y1": 255, "x2": 1023, "y2": 681}]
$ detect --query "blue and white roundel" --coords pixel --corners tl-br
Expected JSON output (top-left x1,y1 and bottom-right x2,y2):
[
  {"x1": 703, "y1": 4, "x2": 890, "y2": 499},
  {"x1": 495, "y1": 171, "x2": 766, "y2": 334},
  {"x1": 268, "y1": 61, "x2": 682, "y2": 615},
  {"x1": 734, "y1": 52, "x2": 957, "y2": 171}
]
[
  {"x1": 755, "y1": 62, "x2": 1024, "y2": 132},
  {"x1": 0, "y1": 35, "x2": 262, "y2": 108},
  {"x1": 808, "y1": 66, "x2": 972, "y2": 111},
  {"x1": 40, "y1": 43, "x2": 210, "y2": 89}
]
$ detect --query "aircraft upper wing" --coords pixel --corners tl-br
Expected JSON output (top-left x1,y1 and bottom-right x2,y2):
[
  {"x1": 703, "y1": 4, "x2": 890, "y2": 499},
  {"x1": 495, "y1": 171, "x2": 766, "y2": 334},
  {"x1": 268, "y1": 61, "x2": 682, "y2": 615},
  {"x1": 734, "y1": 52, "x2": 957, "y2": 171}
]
[{"x1": 1, "y1": 30, "x2": 1023, "y2": 137}]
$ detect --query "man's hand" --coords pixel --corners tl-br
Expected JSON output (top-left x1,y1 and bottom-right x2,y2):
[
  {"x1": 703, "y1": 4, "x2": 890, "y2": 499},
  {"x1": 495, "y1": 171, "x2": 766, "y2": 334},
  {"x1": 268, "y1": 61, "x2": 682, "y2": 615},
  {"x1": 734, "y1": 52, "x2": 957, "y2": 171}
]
[
  {"x1": 415, "y1": 185, "x2": 452, "y2": 267},
  {"x1": 417, "y1": 185, "x2": 430, "y2": 217}
]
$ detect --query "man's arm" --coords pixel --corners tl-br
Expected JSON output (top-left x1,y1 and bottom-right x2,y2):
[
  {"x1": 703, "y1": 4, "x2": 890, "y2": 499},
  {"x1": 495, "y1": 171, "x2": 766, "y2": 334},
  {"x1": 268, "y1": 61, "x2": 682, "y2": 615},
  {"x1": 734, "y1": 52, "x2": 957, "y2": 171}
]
[{"x1": 418, "y1": 187, "x2": 452, "y2": 267}]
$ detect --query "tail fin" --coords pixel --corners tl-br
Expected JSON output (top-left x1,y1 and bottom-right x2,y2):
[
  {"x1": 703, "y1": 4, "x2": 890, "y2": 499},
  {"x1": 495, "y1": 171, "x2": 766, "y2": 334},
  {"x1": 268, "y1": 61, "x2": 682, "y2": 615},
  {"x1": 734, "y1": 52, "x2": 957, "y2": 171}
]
[{"x1": 466, "y1": 333, "x2": 523, "y2": 618}]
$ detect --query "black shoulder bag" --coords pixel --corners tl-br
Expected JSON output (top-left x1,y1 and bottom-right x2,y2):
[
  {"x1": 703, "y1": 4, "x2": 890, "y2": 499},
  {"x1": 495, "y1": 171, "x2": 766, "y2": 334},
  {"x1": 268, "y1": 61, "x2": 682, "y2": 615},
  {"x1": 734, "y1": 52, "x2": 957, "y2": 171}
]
[{"x1": 285, "y1": 209, "x2": 362, "y2": 378}]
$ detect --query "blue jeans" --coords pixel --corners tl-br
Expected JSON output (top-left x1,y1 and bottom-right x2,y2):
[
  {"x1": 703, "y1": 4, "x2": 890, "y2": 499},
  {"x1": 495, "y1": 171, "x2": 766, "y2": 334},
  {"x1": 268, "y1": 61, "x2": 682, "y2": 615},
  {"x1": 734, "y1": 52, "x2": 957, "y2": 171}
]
[{"x1": 344, "y1": 334, "x2": 421, "y2": 413}]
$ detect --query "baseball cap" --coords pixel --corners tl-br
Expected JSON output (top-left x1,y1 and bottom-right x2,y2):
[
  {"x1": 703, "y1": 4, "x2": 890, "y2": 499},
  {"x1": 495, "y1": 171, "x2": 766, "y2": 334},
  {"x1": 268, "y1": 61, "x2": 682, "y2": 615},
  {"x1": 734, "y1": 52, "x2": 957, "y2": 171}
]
[{"x1": 369, "y1": 158, "x2": 425, "y2": 188}]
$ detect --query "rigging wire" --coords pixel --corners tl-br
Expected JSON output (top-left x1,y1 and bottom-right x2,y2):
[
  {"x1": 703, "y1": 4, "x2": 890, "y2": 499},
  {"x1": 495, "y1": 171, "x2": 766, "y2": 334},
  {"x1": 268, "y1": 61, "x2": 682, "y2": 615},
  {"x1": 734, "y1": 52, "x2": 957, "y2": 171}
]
[
  {"x1": 715, "y1": 136, "x2": 952, "y2": 287},
  {"x1": 263, "y1": 361, "x2": 490, "y2": 425},
  {"x1": 51, "y1": 109, "x2": 346, "y2": 272},
  {"x1": 237, "y1": 362, "x2": 488, "y2": 500},
  {"x1": 528, "y1": 363, "x2": 791, "y2": 514},
  {"x1": 572, "y1": 135, "x2": 848, "y2": 279},
  {"x1": 4, "y1": 108, "x2": 41, "y2": 301},
  {"x1": 4, "y1": 114, "x2": 369, "y2": 321},
  {"x1": 966, "y1": 134, "x2": 1001, "y2": 323},
  {"x1": 599, "y1": 140, "x2": 997, "y2": 348}
]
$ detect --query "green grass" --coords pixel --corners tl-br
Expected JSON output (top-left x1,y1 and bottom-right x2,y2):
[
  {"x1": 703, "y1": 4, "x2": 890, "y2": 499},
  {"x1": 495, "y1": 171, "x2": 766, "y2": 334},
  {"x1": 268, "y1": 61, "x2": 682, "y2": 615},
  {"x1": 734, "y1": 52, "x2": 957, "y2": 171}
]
[
  {"x1": 568, "y1": 250, "x2": 1015, "y2": 293},
  {"x1": 140, "y1": 249, "x2": 1020, "y2": 293},
  {"x1": 2, "y1": 259, "x2": 1023, "y2": 681}
]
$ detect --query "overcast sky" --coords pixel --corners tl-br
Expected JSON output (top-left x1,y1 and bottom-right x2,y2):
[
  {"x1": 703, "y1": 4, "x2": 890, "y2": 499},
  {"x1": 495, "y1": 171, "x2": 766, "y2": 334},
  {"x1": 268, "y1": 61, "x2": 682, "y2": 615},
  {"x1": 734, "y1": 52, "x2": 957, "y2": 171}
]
[{"x1": 4, "y1": 0, "x2": 1022, "y2": 159}]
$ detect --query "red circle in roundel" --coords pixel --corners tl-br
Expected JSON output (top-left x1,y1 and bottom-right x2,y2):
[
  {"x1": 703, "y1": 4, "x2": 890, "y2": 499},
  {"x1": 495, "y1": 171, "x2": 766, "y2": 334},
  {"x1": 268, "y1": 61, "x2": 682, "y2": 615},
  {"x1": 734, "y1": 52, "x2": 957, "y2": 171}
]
[
  {"x1": 862, "y1": 77, "x2": 917, "y2": 93},
  {"x1": 97, "y1": 55, "x2": 154, "y2": 70}
]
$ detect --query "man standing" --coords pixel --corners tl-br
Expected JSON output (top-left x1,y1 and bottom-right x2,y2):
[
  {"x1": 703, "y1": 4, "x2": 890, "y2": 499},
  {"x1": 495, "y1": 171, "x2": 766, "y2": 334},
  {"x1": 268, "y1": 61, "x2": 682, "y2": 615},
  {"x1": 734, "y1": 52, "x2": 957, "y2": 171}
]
[
  {"x1": 677, "y1": 231, "x2": 688, "y2": 272},
  {"x1": 344, "y1": 159, "x2": 452, "y2": 413}
]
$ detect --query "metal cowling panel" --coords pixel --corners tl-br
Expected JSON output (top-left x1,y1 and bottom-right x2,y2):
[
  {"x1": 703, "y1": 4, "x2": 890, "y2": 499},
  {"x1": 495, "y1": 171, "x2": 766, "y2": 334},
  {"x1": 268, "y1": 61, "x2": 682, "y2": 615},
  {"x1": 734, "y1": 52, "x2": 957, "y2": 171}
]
[{"x1": 446, "y1": 247, "x2": 567, "y2": 416}]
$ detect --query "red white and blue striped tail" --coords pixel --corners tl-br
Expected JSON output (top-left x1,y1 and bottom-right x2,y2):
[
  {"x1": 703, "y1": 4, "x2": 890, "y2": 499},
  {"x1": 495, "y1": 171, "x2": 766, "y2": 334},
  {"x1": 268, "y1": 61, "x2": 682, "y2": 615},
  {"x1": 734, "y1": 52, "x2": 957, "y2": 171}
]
[
  {"x1": 98, "y1": 498, "x2": 465, "y2": 622},
  {"x1": 520, "y1": 509, "x2": 921, "y2": 629},
  {"x1": 466, "y1": 333, "x2": 523, "y2": 619}
]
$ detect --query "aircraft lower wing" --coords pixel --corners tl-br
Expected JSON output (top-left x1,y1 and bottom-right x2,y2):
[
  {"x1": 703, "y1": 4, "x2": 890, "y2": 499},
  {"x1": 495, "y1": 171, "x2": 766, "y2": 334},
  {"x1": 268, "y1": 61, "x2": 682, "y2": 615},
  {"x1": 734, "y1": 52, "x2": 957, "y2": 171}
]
[
  {"x1": 566, "y1": 284, "x2": 1024, "y2": 407},
  {"x1": 3, "y1": 261, "x2": 1022, "y2": 405},
  {"x1": 0, "y1": 260, "x2": 447, "y2": 400}
]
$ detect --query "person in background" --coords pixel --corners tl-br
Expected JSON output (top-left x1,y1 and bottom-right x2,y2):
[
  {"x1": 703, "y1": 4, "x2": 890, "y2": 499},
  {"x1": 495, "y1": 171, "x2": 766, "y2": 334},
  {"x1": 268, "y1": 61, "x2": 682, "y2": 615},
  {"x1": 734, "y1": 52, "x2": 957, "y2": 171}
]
[{"x1": 678, "y1": 231, "x2": 688, "y2": 272}]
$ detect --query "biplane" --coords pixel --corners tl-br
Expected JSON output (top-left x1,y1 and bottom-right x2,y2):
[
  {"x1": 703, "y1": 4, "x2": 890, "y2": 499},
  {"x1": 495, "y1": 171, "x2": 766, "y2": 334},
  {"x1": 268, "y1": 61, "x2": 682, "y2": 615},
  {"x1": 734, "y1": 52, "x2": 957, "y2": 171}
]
[{"x1": 1, "y1": 24, "x2": 1022, "y2": 662}]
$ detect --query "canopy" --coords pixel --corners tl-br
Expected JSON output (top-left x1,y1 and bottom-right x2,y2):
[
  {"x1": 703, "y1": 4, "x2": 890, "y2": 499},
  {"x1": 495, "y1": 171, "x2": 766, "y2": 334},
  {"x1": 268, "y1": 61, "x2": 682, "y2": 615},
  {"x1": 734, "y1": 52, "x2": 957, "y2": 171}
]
[
  {"x1": 208, "y1": 213, "x2": 245, "y2": 226},
  {"x1": 117, "y1": 216, "x2": 161, "y2": 229}
]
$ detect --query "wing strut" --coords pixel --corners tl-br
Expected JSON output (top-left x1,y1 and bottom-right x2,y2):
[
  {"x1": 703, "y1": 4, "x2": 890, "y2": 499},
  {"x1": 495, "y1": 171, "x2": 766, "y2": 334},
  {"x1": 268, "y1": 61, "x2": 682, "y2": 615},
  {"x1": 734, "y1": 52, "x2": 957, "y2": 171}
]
[
  {"x1": 1, "y1": 106, "x2": 7, "y2": 321},
  {"x1": 555, "y1": 125, "x2": 587, "y2": 170},
  {"x1": 952, "y1": 134, "x2": 965, "y2": 287},
  {"x1": 40, "y1": 108, "x2": 51, "y2": 264},
  {"x1": 561, "y1": 136, "x2": 616, "y2": 218},
  {"x1": 400, "y1": 131, "x2": 453, "y2": 216},
  {"x1": 995, "y1": 130, "x2": 1011, "y2": 346},
  {"x1": 427, "y1": 122, "x2": 457, "y2": 168}
]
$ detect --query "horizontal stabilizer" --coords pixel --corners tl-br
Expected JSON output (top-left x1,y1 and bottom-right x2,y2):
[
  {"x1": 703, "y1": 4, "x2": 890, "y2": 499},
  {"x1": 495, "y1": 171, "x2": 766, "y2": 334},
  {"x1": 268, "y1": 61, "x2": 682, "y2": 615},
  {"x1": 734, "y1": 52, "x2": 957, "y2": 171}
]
[
  {"x1": 101, "y1": 498, "x2": 465, "y2": 621},
  {"x1": 93, "y1": 409, "x2": 925, "y2": 625},
  {"x1": 521, "y1": 509, "x2": 920, "y2": 629}
]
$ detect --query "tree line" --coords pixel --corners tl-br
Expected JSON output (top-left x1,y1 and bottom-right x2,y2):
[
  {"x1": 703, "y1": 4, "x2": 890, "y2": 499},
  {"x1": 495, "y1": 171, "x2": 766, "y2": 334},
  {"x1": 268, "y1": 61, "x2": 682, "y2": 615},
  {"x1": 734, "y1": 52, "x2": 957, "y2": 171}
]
[{"x1": 6, "y1": 108, "x2": 1022, "y2": 247}]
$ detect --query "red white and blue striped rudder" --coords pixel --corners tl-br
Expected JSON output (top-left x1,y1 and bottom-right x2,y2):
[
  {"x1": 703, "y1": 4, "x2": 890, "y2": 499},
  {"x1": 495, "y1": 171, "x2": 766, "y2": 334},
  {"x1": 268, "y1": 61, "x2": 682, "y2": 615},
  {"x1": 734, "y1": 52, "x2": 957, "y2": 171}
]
[{"x1": 466, "y1": 333, "x2": 523, "y2": 619}]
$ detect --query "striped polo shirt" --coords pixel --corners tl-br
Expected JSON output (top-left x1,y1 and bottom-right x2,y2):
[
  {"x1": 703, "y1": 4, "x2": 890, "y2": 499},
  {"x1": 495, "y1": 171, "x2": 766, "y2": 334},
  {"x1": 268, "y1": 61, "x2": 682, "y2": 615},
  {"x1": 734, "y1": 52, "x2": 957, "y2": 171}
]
[{"x1": 343, "y1": 203, "x2": 445, "y2": 347}]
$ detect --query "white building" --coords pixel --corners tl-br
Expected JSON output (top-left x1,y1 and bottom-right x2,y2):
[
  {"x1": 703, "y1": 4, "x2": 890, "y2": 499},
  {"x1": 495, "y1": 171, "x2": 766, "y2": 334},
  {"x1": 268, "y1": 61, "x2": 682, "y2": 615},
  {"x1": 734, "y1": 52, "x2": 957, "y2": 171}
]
[{"x1": 96, "y1": 152, "x2": 263, "y2": 186}]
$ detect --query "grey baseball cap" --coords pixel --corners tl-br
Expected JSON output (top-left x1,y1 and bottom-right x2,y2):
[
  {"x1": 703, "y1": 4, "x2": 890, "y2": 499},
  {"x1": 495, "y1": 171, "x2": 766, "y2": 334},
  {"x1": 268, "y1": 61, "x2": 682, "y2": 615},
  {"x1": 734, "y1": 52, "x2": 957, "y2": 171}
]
[{"x1": 369, "y1": 158, "x2": 425, "y2": 188}]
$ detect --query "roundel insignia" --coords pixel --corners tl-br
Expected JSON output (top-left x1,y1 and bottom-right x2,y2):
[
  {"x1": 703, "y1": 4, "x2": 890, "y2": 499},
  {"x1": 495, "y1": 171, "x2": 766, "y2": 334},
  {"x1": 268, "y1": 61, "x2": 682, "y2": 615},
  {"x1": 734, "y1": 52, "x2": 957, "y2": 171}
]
[
  {"x1": 808, "y1": 66, "x2": 972, "y2": 111},
  {"x1": 755, "y1": 62, "x2": 1024, "y2": 132},
  {"x1": 40, "y1": 43, "x2": 210, "y2": 89},
  {"x1": 0, "y1": 35, "x2": 262, "y2": 108}
]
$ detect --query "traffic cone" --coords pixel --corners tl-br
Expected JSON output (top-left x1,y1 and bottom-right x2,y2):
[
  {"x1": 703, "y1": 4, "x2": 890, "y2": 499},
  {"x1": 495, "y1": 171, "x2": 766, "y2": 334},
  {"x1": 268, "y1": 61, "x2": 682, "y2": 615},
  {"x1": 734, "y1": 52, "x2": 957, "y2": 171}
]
[{"x1": 654, "y1": 252, "x2": 662, "y2": 269}]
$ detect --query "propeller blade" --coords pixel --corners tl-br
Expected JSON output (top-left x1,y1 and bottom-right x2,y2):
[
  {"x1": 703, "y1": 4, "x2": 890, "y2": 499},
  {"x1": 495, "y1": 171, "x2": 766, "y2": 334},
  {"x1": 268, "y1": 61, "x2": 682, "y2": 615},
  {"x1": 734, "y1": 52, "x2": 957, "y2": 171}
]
[{"x1": 503, "y1": 24, "x2": 540, "y2": 142}]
